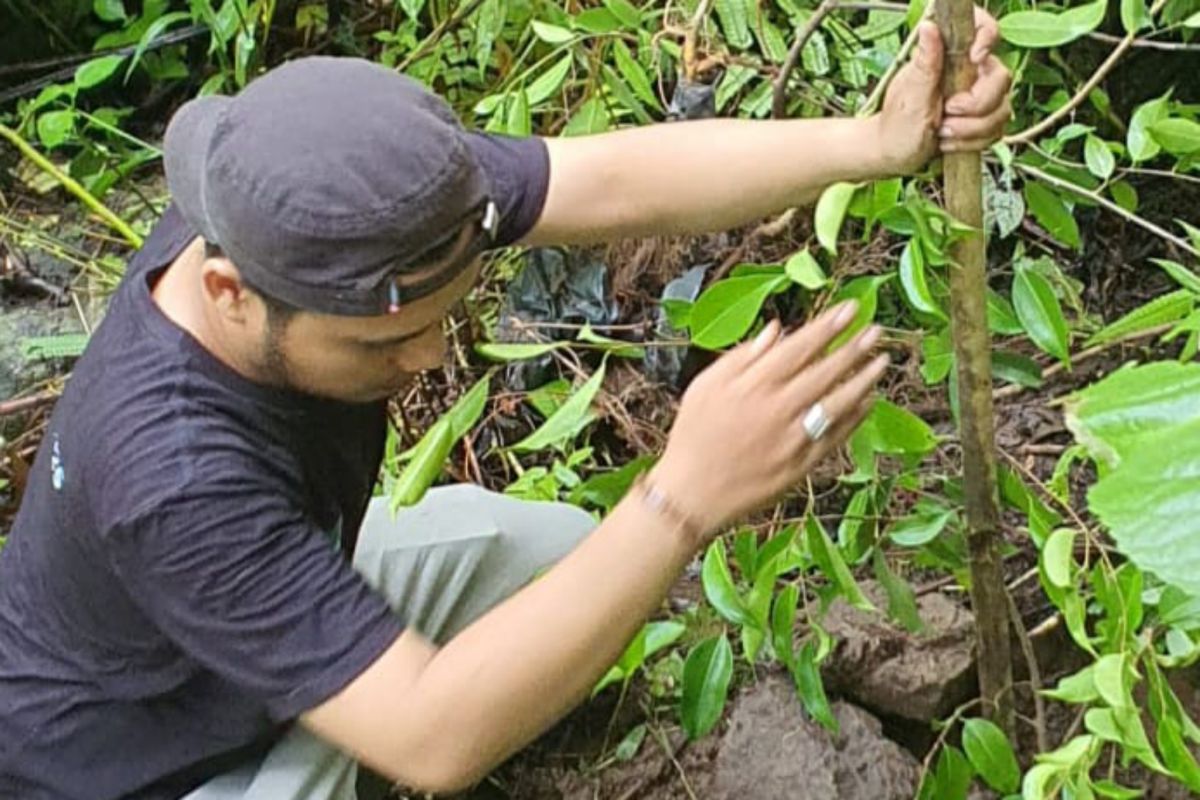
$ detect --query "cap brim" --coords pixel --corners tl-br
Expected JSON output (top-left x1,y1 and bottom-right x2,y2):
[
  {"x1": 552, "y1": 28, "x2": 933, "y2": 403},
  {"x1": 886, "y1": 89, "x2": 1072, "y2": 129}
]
[{"x1": 163, "y1": 95, "x2": 232, "y2": 244}]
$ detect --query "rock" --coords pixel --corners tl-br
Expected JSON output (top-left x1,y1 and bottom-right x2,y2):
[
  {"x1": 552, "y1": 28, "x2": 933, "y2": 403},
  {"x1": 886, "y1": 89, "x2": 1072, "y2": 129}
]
[
  {"x1": 819, "y1": 581, "x2": 977, "y2": 723},
  {"x1": 713, "y1": 674, "x2": 920, "y2": 800}
]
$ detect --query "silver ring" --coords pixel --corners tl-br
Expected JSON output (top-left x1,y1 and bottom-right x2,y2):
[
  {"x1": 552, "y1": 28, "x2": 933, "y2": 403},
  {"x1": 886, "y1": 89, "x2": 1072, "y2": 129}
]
[{"x1": 802, "y1": 402, "x2": 831, "y2": 442}]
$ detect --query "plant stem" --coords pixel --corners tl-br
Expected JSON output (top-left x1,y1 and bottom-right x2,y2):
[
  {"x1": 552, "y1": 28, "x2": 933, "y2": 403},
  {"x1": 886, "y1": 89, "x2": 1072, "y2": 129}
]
[
  {"x1": 936, "y1": 0, "x2": 1014, "y2": 735},
  {"x1": 0, "y1": 123, "x2": 143, "y2": 248},
  {"x1": 1005, "y1": 0, "x2": 1170, "y2": 146},
  {"x1": 772, "y1": 0, "x2": 840, "y2": 119}
]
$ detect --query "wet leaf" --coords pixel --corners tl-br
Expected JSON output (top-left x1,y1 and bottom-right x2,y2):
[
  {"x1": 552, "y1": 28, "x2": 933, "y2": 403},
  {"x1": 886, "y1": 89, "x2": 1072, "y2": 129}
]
[
  {"x1": 815, "y1": 182, "x2": 860, "y2": 254},
  {"x1": 792, "y1": 642, "x2": 838, "y2": 733},
  {"x1": 806, "y1": 516, "x2": 875, "y2": 611},
  {"x1": 690, "y1": 274, "x2": 788, "y2": 349},
  {"x1": 702, "y1": 541, "x2": 752, "y2": 626},
  {"x1": 1024, "y1": 182, "x2": 1081, "y2": 250},
  {"x1": 1014, "y1": 263, "x2": 1071, "y2": 365},
  {"x1": 512, "y1": 363, "x2": 606, "y2": 452},
  {"x1": 680, "y1": 634, "x2": 734, "y2": 739},
  {"x1": 963, "y1": 718, "x2": 1021, "y2": 793},
  {"x1": 998, "y1": 0, "x2": 1105, "y2": 48}
]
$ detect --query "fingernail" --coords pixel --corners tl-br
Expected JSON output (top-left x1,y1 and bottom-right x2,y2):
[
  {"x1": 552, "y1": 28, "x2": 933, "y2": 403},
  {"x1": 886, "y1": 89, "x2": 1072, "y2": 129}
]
[
  {"x1": 946, "y1": 101, "x2": 964, "y2": 114},
  {"x1": 939, "y1": 125, "x2": 953, "y2": 138},
  {"x1": 835, "y1": 301, "x2": 858, "y2": 326},
  {"x1": 752, "y1": 321, "x2": 778, "y2": 349},
  {"x1": 859, "y1": 325, "x2": 882, "y2": 349}
]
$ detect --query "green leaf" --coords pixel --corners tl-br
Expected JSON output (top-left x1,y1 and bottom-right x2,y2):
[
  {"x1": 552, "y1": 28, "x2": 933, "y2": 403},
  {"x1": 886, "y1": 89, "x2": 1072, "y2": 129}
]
[
  {"x1": 1043, "y1": 528, "x2": 1076, "y2": 588},
  {"x1": 75, "y1": 55, "x2": 126, "y2": 90},
  {"x1": 1121, "y1": 0, "x2": 1150, "y2": 33},
  {"x1": 1091, "y1": 779, "x2": 1144, "y2": 799},
  {"x1": 1109, "y1": 180, "x2": 1138, "y2": 213},
  {"x1": 1153, "y1": 259, "x2": 1200, "y2": 295},
  {"x1": 390, "y1": 419, "x2": 454, "y2": 510},
  {"x1": 784, "y1": 248, "x2": 828, "y2": 290},
  {"x1": 511, "y1": 363, "x2": 606, "y2": 452},
  {"x1": 855, "y1": 398, "x2": 939, "y2": 457},
  {"x1": 815, "y1": 182, "x2": 860, "y2": 254},
  {"x1": 1149, "y1": 118, "x2": 1200, "y2": 155},
  {"x1": 531, "y1": 20, "x2": 575, "y2": 43},
  {"x1": 872, "y1": 548, "x2": 924, "y2": 633},
  {"x1": 702, "y1": 541, "x2": 753, "y2": 626},
  {"x1": 792, "y1": 642, "x2": 838, "y2": 733},
  {"x1": 1127, "y1": 94, "x2": 1170, "y2": 163},
  {"x1": 614, "y1": 723, "x2": 647, "y2": 761},
  {"x1": 993, "y1": 350, "x2": 1044, "y2": 388},
  {"x1": 771, "y1": 584, "x2": 799, "y2": 665},
  {"x1": 963, "y1": 718, "x2": 1021, "y2": 794},
  {"x1": 569, "y1": 455, "x2": 654, "y2": 511},
  {"x1": 898, "y1": 240, "x2": 945, "y2": 319},
  {"x1": 680, "y1": 634, "x2": 734, "y2": 739},
  {"x1": 714, "y1": 0, "x2": 753, "y2": 49},
  {"x1": 574, "y1": 7, "x2": 621, "y2": 33},
  {"x1": 889, "y1": 501, "x2": 954, "y2": 547},
  {"x1": 998, "y1": 0, "x2": 1106, "y2": 48},
  {"x1": 527, "y1": 54, "x2": 573, "y2": 105},
  {"x1": 829, "y1": 274, "x2": 891, "y2": 351},
  {"x1": 690, "y1": 274, "x2": 788, "y2": 349},
  {"x1": 505, "y1": 88, "x2": 532, "y2": 136},
  {"x1": 1157, "y1": 714, "x2": 1200, "y2": 792},
  {"x1": 475, "y1": 341, "x2": 562, "y2": 361},
  {"x1": 1014, "y1": 262, "x2": 1071, "y2": 366},
  {"x1": 125, "y1": 11, "x2": 190, "y2": 81},
  {"x1": 988, "y1": 289, "x2": 1025, "y2": 335},
  {"x1": 1092, "y1": 653, "x2": 1130, "y2": 709},
  {"x1": 806, "y1": 516, "x2": 875, "y2": 611},
  {"x1": 20, "y1": 333, "x2": 90, "y2": 360},
  {"x1": 1024, "y1": 182, "x2": 1081, "y2": 250},
  {"x1": 933, "y1": 746, "x2": 975, "y2": 800},
  {"x1": 1089, "y1": 417, "x2": 1200, "y2": 596},
  {"x1": 562, "y1": 97, "x2": 610, "y2": 136},
  {"x1": 612, "y1": 40, "x2": 659, "y2": 109},
  {"x1": 94, "y1": 0, "x2": 126, "y2": 22},
  {"x1": 36, "y1": 110, "x2": 75, "y2": 149},
  {"x1": 602, "y1": 0, "x2": 642, "y2": 28},
  {"x1": 1042, "y1": 664, "x2": 1100, "y2": 703},
  {"x1": 1084, "y1": 135, "x2": 1115, "y2": 180},
  {"x1": 1065, "y1": 361, "x2": 1200, "y2": 467},
  {"x1": 1085, "y1": 289, "x2": 1194, "y2": 347}
]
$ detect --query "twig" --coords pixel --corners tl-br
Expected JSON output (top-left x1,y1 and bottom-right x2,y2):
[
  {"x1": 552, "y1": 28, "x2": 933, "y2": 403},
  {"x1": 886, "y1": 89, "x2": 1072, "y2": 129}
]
[
  {"x1": 1012, "y1": 163, "x2": 1200, "y2": 259},
  {"x1": 773, "y1": 0, "x2": 841, "y2": 119},
  {"x1": 683, "y1": 0, "x2": 717, "y2": 81},
  {"x1": 0, "y1": 390, "x2": 58, "y2": 418},
  {"x1": 396, "y1": 0, "x2": 490, "y2": 72},
  {"x1": 1007, "y1": 590, "x2": 1048, "y2": 753},
  {"x1": 0, "y1": 123, "x2": 143, "y2": 248},
  {"x1": 1004, "y1": 0, "x2": 1170, "y2": 146},
  {"x1": 1087, "y1": 30, "x2": 1200, "y2": 52}
]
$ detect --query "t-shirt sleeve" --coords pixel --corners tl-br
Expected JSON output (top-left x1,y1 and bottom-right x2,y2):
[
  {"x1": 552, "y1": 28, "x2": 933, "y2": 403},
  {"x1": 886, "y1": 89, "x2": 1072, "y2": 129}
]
[
  {"x1": 105, "y1": 486, "x2": 404, "y2": 722},
  {"x1": 465, "y1": 132, "x2": 550, "y2": 247}
]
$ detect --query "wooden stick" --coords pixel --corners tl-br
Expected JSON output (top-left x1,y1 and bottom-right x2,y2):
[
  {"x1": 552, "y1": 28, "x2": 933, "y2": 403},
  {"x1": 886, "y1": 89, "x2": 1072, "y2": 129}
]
[{"x1": 936, "y1": 0, "x2": 1014, "y2": 734}]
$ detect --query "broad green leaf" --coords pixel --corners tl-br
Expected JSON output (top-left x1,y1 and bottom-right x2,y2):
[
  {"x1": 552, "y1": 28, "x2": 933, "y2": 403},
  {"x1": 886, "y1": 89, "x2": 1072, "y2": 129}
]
[
  {"x1": 872, "y1": 548, "x2": 924, "y2": 633},
  {"x1": 689, "y1": 274, "x2": 788, "y2": 349},
  {"x1": 36, "y1": 110, "x2": 75, "y2": 149},
  {"x1": 1091, "y1": 779, "x2": 1143, "y2": 799},
  {"x1": 1110, "y1": 180, "x2": 1138, "y2": 212},
  {"x1": 75, "y1": 55, "x2": 126, "y2": 89},
  {"x1": 1023, "y1": 763, "x2": 1062, "y2": 799},
  {"x1": 1042, "y1": 664, "x2": 1100, "y2": 703},
  {"x1": 792, "y1": 642, "x2": 838, "y2": 733},
  {"x1": 815, "y1": 182, "x2": 860, "y2": 254},
  {"x1": 1121, "y1": 0, "x2": 1150, "y2": 32},
  {"x1": 574, "y1": 8, "x2": 621, "y2": 33},
  {"x1": 1153, "y1": 259, "x2": 1200, "y2": 295},
  {"x1": 771, "y1": 584, "x2": 799, "y2": 665},
  {"x1": 993, "y1": 350, "x2": 1044, "y2": 388},
  {"x1": 898, "y1": 240, "x2": 944, "y2": 319},
  {"x1": 963, "y1": 718, "x2": 1021, "y2": 793},
  {"x1": 855, "y1": 398, "x2": 939, "y2": 457},
  {"x1": 921, "y1": 331, "x2": 953, "y2": 384},
  {"x1": 933, "y1": 746, "x2": 975, "y2": 800},
  {"x1": 806, "y1": 516, "x2": 875, "y2": 611},
  {"x1": 20, "y1": 334, "x2": 90, "y2": 360},
  {"x1": 526, "y1": 55, "x2": 574, "y2": 105},
  {"x1": 1085, "y1": 289, "x2": 1194, "y2": 347},
  {"x1": 505, "y1": 87, "x2": 532, "y2": 136},
  {"x1": 889, "y1": 500, "x2": 954, "y2": 547},
  {"x1": 1185, "y1": 9, "x2": 1200, "y2": 26},
  {"x1": 512, "y1": 363, "x2": 606, "y2": 452},
  {"x1": 1089, "y1": 417, "x2": 1200, "y2": 596},
  {"x1": 702, "y1": 541, "x2": 753, "y2": 626},
  {"x1": 680, "y1": 634, "x2": 734, "y2": 739},
  {"x1": 1092, "y1": 653, "x2": 1130, "y2": 709},
  {"x1": 830, "y1": 274, "x2": 891, "y2": 350},
  {"x1": 396, "y1": 376, "x2": 490, "y2": 464},
  {"x1": 1024, "y1": 182, "x2": 1081, "y2": 250},
  {"x1": 612, "y1": 40, "x2": 659, "y2": 109},
  {"x1": 988, "y1": 289, "x2": 1025, "y2": 335},
  {"x1": 1014, "y1": 263, "x2": 1071, "y2": 365},
  {"x1": 1042, "y1": 528, "x2": 1076, "y2": 588},
  {"x1": 1084, "y1": 135, "x2": 1115, "y2": 180},
  {"x1": 125, "y1": 11, "x2": 190, "y2": 81},
  {"x1": 569, "y1": 455, "x2": 654, "y2": 511},
  {"x1": 531, "y1": 20, "x2": 575, "y2": 43},
  {"x1": 562, "y1": 97, "x2": 610, "y2": 136},
  {"x1": 784, "y1": 248, "x2": 828, "y2": 290},
  {"x1": 1157, "y1": 714, "x2": 1200, "y2": 792},
  {"x1": 1150, "y1": 118, "x2": 1200, "y2": 155},
  {"x1": 390, "y1": 419, "x2": 453, "y2": 511},
  {"x1": 998, "y1": 0, "x2": 1105, "y2": 48},
  {"x1": 1127, "y1": 94, "x2": 1170, "y2": 163},
  {"x1": 715, "y1": 0, "x2": 752, "y2": 49},
  {"x1": 603, "y1": 0, "x2": 642, "y2": 28},
  {"x1": 1065, "y1": 362, "x2": 1200, "y2": 466},
  {"x1": 94, "y1": 0, "x2": 126, "y2": 22},
  {"x1": 475, "y1": 341, "x2": 562, "y2": 361}
]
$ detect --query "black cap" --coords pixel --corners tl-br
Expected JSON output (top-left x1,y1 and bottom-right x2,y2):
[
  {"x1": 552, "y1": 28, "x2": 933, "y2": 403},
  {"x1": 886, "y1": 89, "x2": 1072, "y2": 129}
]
[{"x1": 164, "y1": 57, "x2": 499, "y2": 316}]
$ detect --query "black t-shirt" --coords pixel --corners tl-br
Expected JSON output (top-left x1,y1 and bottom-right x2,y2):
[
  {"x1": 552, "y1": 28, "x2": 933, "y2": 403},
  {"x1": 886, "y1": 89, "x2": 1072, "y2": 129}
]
[{"x1": 0, "y1": 133, "x2": 549, "y2": 800}]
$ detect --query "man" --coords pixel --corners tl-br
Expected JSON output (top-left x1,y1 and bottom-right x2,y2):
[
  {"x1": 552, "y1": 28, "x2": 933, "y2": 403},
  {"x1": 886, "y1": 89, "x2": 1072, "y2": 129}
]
[{"x1": 0, "y1": 16, "x2": 1011, "y2": 800}]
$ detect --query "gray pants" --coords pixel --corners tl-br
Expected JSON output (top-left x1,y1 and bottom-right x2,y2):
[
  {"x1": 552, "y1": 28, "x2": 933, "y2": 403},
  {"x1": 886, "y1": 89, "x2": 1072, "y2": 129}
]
[{"x1": 183, "y1": 485, "x2": 595, "y2": 800}]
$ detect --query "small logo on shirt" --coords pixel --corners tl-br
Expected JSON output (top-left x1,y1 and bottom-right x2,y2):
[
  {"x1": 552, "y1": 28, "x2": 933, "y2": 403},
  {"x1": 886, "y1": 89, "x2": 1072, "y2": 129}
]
[{"x1": 50, "y1": 434, "x2": 65, "y2": 491}]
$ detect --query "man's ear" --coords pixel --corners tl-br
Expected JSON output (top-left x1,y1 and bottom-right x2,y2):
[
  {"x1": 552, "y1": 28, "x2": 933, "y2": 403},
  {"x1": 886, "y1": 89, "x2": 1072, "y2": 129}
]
[{"x1": 200, "y1": 254, "x2": 255, "y2": 324}]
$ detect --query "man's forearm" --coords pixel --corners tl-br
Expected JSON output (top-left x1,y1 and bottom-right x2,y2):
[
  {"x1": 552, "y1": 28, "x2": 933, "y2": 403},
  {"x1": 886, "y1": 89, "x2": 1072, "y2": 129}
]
[{"x1": 527, "y1": 115, "x2": 893, "y2": 246}]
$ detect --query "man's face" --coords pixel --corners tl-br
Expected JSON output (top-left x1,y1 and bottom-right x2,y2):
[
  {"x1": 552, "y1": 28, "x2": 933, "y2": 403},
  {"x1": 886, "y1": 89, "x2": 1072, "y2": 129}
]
[{"x1": 242, "y1": 227, "x2": 483, "y2": 404}]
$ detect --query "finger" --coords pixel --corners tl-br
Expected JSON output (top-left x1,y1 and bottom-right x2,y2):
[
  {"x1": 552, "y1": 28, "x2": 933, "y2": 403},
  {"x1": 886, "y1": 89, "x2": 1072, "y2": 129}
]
[
  {"x1": 714, "y1": 318, "x2": 781, "y2": 379},
  {"x1": 945, "y1": 57, "x2": 1012, "y2": 117},
  {"x1": 750, "y1": 300, "x2": 859, "y2": 384},
  {"x1": 912, "y1": 22, "x2": 944, "y2": 82},
  {"x1": 793, "y1": 353, "x2": 889, "y2": 447},
  {"x1": 940, "y1": 98, "x2": 1012, "y2": 142},
  {"x1": 970, "y1": 6, "x2": 1001, "y2": 64},
  {"x1": 785, "y1": 325, "x2": 883, "y2": 410},
  {"x1": 794, "y1": 396, "x2": 876, "y2": 474}
]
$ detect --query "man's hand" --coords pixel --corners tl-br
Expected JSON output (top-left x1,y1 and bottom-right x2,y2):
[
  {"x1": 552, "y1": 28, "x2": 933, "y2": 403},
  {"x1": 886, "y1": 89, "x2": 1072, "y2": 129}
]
[{"x1": 876, "y1": 8, "x2": 1013, "y2": 175}]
